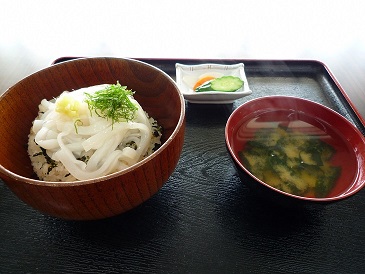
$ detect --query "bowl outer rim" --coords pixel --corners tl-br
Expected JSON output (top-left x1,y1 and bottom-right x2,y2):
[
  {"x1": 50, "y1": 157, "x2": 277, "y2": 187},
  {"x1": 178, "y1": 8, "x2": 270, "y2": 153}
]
[
  {"x1": 225, "y1": 95, "x2": 365, "y2": 202},
  {"x1": 0, "y1": 57, "x2": 186, "y2": 186}
]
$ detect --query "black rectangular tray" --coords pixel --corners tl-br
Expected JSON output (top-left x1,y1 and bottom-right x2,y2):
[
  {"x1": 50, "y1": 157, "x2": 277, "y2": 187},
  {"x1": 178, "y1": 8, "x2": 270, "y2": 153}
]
[
  {"x1": 53, "y1": 57, "x2": 365, "y2": 135},
  {"x1": 1, "y1": 58, "x2": 365, "y2": 274},
  {"x1": 146, "y1": 58, "x2": 365, "y2": 132}
]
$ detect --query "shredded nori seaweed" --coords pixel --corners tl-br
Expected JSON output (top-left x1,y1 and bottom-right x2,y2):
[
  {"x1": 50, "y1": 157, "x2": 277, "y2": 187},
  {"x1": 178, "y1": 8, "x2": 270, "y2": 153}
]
[{"x1": 34, "y1": 145, "x2": 58, "y2": 175}]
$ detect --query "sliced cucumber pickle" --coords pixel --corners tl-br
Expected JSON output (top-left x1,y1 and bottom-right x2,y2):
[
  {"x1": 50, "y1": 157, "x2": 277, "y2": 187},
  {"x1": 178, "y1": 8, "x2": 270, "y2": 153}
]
[{"x1": 210, "y1": 76, "x2": 243, "y2": 92}]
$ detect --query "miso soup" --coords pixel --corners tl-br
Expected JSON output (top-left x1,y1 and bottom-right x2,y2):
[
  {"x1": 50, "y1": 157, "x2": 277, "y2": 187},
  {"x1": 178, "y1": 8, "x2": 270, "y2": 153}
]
[{"x1": 234, "y1": 110, "x2": 356, "y2": 198}]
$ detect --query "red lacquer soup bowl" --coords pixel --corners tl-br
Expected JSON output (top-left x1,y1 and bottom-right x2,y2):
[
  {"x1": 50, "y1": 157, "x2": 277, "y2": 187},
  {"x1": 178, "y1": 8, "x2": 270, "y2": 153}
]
[{"x1": 225, "y1": 96, "x2": 365, "y2": 205}]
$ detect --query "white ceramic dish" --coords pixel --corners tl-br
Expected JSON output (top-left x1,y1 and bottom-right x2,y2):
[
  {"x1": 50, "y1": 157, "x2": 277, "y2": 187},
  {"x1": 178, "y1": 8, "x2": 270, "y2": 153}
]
[{"x1": 175, "y1": 63, "x2": 252, "y2": 104}]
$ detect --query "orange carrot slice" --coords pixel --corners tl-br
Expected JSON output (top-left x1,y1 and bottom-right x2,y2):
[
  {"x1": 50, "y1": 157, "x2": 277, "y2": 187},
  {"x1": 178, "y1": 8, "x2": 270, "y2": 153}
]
[{"x1": 193, "y1": 76, "x2": 216, "y2": 91}]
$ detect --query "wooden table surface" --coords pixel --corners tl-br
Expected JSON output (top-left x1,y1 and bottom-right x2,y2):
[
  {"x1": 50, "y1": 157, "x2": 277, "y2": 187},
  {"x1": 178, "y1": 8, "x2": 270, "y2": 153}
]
[{"x1": 1, "y1": 0, "x2": 364, "y2": 118}]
